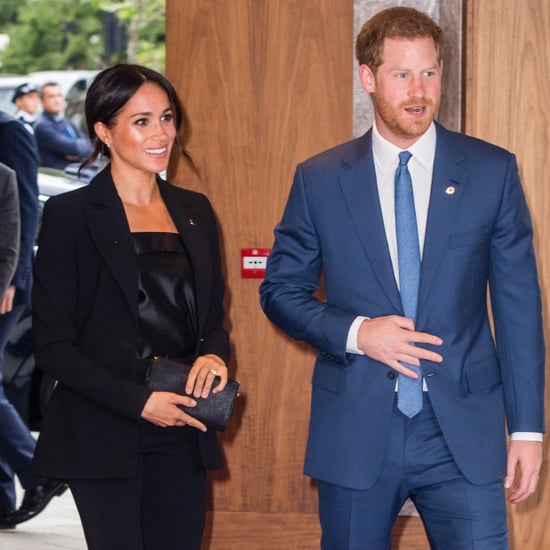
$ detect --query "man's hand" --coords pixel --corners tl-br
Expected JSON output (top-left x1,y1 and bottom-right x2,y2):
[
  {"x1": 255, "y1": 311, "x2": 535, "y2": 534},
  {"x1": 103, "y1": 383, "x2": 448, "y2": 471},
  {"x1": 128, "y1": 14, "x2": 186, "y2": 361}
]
[
  {"x1": 0, "y1": 285, "x2": 15, "y2": 315},
  {"x1": 357, "y1": 315, "x2": 443, "y2": 377},
  {"x1": 505, "y1": 440, "x2": 542, "y2": 504}
]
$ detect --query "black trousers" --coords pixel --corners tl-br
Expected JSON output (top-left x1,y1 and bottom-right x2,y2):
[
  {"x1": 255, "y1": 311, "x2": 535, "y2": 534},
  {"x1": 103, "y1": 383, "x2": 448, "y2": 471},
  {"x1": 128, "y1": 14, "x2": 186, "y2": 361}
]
[{"x1": 70, "y1": 429, "x2": 207, "y2": 550}]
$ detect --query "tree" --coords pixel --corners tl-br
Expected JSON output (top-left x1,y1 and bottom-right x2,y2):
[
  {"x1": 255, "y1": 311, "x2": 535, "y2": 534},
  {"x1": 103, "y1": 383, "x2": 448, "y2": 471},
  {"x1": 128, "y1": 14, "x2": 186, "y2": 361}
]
[{"x1": 0, "y1": 0, "x2": 165, "y2": 74}]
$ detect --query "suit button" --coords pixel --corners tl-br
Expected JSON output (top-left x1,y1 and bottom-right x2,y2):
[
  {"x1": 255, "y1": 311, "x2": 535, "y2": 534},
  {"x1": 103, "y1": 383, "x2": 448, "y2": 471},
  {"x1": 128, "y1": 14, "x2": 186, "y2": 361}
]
[{"x1": 387, "y1": 371, "x2": 396, "y2": 380}]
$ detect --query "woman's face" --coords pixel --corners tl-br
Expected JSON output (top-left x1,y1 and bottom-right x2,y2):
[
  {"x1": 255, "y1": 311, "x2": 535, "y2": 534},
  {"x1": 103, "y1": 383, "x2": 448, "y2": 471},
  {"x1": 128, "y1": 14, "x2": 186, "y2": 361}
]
[{"x1": 97, "y1": 81, "x2": 177, "y2": 176}]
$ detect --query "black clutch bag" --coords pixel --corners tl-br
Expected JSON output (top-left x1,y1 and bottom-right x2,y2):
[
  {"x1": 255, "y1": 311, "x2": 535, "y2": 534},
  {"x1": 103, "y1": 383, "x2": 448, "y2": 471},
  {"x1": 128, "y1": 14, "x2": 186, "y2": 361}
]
[{"x1": 144, "y1": 357, "x2": 239, "y2": 431}]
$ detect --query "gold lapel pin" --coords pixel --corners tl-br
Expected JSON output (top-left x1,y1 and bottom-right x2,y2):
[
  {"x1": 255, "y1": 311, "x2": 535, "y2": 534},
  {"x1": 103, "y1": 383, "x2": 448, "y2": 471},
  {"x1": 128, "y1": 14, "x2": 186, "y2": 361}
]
[
  {"x1": 445, "y1": 186, "x2": 456, "y2": 195},
  {"x1": 188, "y1": 218, "x2": 197, "y2": 225}
]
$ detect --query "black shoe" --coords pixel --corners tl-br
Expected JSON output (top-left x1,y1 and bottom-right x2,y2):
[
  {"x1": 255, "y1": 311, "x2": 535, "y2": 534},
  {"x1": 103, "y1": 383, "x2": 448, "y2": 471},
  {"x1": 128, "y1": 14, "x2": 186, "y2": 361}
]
[
  {"x1": 0, "y1": 508, "x2": 16, "y2": 530},
  {"x1": 3, "y1": 481, "x2": 68, "y2": 526}
]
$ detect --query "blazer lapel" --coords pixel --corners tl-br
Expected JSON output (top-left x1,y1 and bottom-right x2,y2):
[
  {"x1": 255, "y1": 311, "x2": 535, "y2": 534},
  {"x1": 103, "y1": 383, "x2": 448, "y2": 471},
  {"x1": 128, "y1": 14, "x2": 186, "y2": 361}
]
[
  {"x1": 159, "y1": 179, "x2": 213, "y2": 337},
  {"x1": 418, "y1": 124, "x2": 470, "y2": 314},
  {"x1": 339, "y1": 132, "x2": 402, "y2": 312},
  {"x1": 84, "y1": 167, "x2": 139, "y2": 328}
]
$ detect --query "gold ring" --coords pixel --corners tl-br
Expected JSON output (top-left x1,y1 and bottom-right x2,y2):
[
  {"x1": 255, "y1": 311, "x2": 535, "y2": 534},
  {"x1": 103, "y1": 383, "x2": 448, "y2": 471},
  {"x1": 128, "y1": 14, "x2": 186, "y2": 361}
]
[{"x1": 209, "y1": 369, "x2": 218, "y2": 376}]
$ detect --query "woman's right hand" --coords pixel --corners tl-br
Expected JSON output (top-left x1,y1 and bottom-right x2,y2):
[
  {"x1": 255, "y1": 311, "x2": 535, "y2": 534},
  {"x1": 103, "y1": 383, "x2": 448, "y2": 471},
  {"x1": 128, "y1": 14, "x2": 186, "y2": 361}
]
[{"x1": 140, "y1": 391, "x2": 207, "y2": 431}]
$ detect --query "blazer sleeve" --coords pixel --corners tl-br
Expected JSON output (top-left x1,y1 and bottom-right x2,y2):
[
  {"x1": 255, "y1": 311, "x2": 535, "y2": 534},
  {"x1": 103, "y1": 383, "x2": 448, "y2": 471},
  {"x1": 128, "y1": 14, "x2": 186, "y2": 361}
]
[
  {"x1": 0, "y1": 165, "x2": 20, "y2": 297},
  {"x1": 488, "y1": 154, "x2": 545, "y2": 433},
  {"x1": 260, "y1": 163, "x2": 357, "y2": 364},
  {"x1": 0, "y1": 118, "x2": 39, "y2": 294},
  {"x1": 32, "y1": 194, "x2": 151, "y2": 421}
]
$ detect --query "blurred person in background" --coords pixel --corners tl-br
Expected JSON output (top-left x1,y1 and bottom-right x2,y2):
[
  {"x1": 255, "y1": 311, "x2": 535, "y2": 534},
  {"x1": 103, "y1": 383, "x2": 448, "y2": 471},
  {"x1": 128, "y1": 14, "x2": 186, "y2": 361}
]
[
  {"x1": 34, "y1": 82, "x2": 92, "y2": 170},
  {"x1": 0, "y1": 110, "x2": 67, "y2": 530},
  {"x1": 0, "y1": 163, "x2": 19, "y2": 301},
  {"x1": 12, "y1": 83, "x2": 41, "y2": 134}
]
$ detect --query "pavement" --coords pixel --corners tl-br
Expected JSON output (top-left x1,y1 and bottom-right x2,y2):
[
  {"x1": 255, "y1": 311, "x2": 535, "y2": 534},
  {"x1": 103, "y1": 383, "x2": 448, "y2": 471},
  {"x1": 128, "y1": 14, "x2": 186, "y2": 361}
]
[{"x1": 0, "y1": 482, "x2": 86, "y2": 549}]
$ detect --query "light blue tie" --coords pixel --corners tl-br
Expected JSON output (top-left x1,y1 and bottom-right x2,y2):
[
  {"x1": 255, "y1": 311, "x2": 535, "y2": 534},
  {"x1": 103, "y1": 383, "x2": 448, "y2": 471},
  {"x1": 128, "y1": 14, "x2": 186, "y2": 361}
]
[{"x1": 395, "y1": 151, "x2": 423, "y2": 418}]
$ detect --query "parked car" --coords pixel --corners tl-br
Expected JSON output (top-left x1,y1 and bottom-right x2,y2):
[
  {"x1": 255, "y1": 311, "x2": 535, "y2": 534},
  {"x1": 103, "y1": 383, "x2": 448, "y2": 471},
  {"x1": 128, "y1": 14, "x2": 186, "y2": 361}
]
[{"x1": 3, "y1": 166, "x2": 88, "y2": 430}]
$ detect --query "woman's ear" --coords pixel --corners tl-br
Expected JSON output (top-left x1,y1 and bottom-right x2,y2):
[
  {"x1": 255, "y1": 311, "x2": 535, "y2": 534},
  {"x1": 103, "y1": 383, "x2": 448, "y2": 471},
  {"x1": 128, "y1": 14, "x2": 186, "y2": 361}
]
[{"x1": 94, "y1": 121, "x2": 111, "y2": 146}]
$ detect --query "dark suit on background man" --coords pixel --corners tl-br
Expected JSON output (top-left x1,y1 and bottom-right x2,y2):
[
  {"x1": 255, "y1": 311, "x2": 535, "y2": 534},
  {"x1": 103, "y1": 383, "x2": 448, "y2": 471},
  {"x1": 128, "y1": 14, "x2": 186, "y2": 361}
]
[
  {"x1": 0, "y1": 164, "x2": 19, "y2": 298},
  {"x1": 34, "y1": 111, "x2": 92, "y2": 170},
  {"x1": 260, "y1": 7, "x2": 544, "y2": 549},
  {"x1": 0, "y1": 112, "x2": 66, "y2": 528},
  {"x1": 34, "y1": 82, "x2": 92, "y2": 170}
]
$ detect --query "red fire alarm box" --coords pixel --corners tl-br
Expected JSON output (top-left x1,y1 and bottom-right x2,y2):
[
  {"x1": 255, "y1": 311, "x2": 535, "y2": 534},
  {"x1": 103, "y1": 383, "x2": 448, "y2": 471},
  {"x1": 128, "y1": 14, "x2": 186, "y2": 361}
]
[{"x1": 241, "y1": 248, "x2": 271, "y2": 278}]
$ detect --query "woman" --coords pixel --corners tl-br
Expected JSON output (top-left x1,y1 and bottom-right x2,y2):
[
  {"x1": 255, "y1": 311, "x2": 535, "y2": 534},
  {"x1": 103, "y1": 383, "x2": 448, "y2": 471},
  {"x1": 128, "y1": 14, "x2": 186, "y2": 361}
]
[{"x1": 31, "y1": 64, "x2": 231, "y2": 549}]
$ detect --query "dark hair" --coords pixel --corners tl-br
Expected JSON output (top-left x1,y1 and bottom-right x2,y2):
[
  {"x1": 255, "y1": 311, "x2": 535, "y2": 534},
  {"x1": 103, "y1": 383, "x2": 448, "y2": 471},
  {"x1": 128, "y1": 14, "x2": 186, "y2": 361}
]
[
  {"x1": 355, "y1": 7, "x2": 444, "y2": 70},
  {"x1": 80, "y1": 63, "x2": 189, "y2": 172}
]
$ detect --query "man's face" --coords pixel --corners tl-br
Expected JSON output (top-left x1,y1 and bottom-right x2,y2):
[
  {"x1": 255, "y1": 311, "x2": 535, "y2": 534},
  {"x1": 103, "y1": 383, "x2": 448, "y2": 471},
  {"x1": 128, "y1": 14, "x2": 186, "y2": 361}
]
[
  {"x1": 40, "y1": 85, "x2": 65, "y2": 116},
  {"x1": 359, "y1": 36, "x2": 442, "y2": 149},
  {"x1": 15, "y1": 92, "x2": 40, "y2": 115}
]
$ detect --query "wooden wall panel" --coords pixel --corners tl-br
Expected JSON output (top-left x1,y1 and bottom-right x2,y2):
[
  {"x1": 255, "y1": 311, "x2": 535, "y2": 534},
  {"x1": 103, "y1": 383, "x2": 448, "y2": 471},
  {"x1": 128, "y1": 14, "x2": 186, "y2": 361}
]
[
  {"x1": 465, "y1": 1, "x2": 550, "y2": 549},
  {"x1": 165, "y1": 1, "x2": 354, "y2": 547}
]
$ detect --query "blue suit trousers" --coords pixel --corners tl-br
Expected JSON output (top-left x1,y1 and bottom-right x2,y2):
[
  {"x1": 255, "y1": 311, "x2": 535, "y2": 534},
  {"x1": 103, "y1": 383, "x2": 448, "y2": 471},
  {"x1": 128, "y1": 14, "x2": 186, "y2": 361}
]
[{"x1": 318, "y1": 395, "x2": 509, "y2": 550}]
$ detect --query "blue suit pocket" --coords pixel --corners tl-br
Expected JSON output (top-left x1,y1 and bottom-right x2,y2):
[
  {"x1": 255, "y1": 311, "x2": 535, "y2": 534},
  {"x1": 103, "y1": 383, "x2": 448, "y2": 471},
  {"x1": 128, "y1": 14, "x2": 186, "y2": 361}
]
[
  {"x1": 312, "y1": 357, "x2": 343, "y2": 394},
  {"x1": 464, "y1": 355, "x2": 501, "y2": 392}
]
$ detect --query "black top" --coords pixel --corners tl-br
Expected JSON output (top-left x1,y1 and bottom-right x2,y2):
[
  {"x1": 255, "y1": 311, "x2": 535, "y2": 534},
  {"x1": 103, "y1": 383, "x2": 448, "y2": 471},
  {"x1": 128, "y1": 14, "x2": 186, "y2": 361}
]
[
  {"x1": 133, "y1": 232, "x2": 197, "y2": 362},
  {"x1": 133, "y1": 231, "x2": 200, "y2": 452}
]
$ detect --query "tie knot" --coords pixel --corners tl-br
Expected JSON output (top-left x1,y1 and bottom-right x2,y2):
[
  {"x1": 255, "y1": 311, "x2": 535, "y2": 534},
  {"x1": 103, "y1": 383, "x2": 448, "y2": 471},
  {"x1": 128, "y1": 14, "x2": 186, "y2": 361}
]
[{"x1": 399, "y1": 151, "x2": 412, "y2": 166}]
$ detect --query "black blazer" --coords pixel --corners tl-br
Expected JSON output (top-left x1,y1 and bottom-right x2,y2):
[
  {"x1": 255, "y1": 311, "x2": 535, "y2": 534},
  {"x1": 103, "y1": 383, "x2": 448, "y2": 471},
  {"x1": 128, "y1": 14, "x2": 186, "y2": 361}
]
[{"x1": 31, "y1": 166, "x2": 230, "y2": 479}]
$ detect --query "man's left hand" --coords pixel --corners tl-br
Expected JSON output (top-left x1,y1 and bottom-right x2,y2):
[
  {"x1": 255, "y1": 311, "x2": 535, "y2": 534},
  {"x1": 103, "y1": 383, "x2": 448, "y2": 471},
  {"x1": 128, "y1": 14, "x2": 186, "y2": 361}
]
[{"x1": 504, "y1": 440, "x2": 542, "y2": 504}]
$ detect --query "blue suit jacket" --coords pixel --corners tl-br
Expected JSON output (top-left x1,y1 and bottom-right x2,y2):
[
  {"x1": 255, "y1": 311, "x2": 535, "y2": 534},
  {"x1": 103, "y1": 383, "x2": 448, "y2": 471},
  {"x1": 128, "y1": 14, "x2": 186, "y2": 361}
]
[
  {"x1": 34, "y1": 111, "x2": 92, "y2": 170},
  {"x1": 260, "y1": 123, "x2": 545, "y2": 490}
]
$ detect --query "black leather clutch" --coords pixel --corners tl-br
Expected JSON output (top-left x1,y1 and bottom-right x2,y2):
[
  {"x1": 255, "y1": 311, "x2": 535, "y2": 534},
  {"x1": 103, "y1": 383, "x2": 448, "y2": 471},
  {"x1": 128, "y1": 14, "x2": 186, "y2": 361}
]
[{"x1": 144, "y1": 357, "x2": 239, "y2": 431}]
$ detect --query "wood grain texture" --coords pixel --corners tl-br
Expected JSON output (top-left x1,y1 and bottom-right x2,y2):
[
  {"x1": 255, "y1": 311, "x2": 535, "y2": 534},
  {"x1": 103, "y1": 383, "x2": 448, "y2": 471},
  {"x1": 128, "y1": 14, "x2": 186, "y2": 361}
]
[
  {"x1": 201, "y1": 512, "x2": 429, "y2": 550},
  {"x1": 165, "y1": 0, "x2": 353, "y2": 519},
  {"x1": 465, "y1": 1, "x2": 550, "y2": 548}
]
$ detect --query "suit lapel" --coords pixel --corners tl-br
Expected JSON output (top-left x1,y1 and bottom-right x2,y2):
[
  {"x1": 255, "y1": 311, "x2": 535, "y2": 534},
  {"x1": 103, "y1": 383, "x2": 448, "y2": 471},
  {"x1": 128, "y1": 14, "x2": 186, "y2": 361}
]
[
  {"x1": 418, "y1": 124, "x2": 470, "y2": 314},
  {"x1": 84, "y1": 167, "x2": 139, "y2": 328},
  {"x1": 339, "y1": 132, "x2": 402, "y2": 312}
]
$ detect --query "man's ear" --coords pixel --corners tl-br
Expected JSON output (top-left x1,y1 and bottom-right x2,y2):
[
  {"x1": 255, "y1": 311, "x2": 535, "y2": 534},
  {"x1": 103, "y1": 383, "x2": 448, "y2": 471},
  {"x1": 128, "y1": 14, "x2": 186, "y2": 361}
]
[{"x1": 359, "y1": 64, "x2": 376, "y2": 94}]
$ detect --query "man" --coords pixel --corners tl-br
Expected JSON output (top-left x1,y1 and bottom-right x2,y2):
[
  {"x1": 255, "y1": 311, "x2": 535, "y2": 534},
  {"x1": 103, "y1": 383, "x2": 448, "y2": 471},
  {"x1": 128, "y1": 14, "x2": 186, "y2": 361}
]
[
  {"x1": 0, "y1": 164, "x2": 19, "y2": 300},
  {"x1": 11, "y1": 83, "x2": 40, "y2": 134},
  {"x1": 260, "y1": 7, "x2": 544, "y2": 549},
  {"x1": 34, "y1": 82, "x2": 91, "y2": 169},
  {"x1": 0, "y1": 111, "x2": 66, "y2": 529}
]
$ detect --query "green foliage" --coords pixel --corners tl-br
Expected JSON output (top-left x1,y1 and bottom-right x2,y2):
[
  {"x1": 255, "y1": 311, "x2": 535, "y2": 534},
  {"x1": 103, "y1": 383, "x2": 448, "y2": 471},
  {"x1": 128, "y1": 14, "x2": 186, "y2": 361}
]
[
  {"x1": 0, "y1": 0, "x2": 22, "y2": 27},
  {"x1": 0, "y1": 0, "x2": 165, "y2": 73}
]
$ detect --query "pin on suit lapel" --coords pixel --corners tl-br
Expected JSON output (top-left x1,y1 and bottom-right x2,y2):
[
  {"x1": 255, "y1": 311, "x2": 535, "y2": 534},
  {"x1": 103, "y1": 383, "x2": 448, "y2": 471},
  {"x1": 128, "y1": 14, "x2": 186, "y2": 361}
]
[{"x1": 417, "y1": 127, "x2": 470, "y2": 315}]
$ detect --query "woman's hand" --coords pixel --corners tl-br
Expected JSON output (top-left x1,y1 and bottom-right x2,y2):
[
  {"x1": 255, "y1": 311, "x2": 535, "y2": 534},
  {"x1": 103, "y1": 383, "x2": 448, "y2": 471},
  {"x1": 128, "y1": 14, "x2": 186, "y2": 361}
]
[
  {"x1": 185, "y1": 354, "x2": 228, "y2": 398},
  {"x1": 141, "y1": 391, "x2": 207, "y2": 431}
]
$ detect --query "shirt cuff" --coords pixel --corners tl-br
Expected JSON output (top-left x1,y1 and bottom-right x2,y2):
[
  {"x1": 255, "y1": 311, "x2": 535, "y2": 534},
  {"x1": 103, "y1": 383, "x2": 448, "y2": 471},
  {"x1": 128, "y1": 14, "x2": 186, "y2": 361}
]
[
  {"x1": 346, "y1": 316, "x2": 369, "y2": 354},
  {"x1": 510, "y1": 432, "x2": 543, "y2": 442}
]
